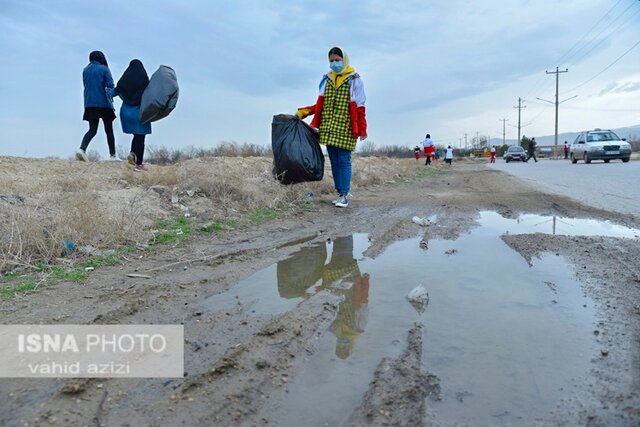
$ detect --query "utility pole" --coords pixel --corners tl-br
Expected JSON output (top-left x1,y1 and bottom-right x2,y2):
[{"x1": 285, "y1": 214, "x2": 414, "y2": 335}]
[
  {"x1": 537, "y1": 67, "x2": 576, "y2": 157},
  {"x1": 464, "y1": 133, "x2": 468, "y2": 152},
  {"x1": 499, "y1": 118, "x2": 509, "y2": 146},
  {"x1": 513, "y1": 98, "x2": 526, "y2": 146}
]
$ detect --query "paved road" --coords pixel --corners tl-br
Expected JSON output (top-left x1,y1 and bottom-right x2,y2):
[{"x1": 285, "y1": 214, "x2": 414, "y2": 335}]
[{"x1": 486, "y1": 158, "x2": 640, "y2": 217}]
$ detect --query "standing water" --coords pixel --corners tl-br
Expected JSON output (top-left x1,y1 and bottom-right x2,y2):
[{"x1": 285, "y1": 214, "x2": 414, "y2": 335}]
[{"x1": 205, "y1": 213, "x2": 639, "y2": 426}]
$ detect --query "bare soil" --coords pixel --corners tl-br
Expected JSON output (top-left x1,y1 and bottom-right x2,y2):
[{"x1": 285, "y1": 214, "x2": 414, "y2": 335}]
[{"x1": 1, "y1": 157, "x2": 639, "y2": 426}]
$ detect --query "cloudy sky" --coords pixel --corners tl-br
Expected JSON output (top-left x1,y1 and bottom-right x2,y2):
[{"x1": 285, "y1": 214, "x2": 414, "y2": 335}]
[{"x1": 1, "y1": 0, "x2": 638, "y2": 157}]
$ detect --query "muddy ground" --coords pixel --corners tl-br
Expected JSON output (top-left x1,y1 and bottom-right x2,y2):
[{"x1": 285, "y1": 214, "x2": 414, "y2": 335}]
[{"x1": 1, "y1": 159, "x2": 639, "y2": 426}]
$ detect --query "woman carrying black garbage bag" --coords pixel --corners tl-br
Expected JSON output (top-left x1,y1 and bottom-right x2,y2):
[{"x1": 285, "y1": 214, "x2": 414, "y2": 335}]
[
  {"x1": 297, "y1": 47, "x2": 368, "y2": 208},
  {"x1": 111, "y1": 59, "x2": 152, "y2": 171}
]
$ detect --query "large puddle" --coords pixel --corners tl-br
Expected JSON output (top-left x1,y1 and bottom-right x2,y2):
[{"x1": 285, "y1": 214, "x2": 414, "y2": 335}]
[{"x1": 205, "y1": 213, "x2": 639, "y2": 426}]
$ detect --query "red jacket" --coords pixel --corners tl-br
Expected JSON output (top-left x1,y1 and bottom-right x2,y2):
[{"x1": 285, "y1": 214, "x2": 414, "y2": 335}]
[{"x1": 300, "y1": 74, "x2": 367, "y2": 139}]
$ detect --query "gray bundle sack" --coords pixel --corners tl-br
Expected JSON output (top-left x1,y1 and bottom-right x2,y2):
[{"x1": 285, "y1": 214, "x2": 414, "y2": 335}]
[{"x1": 139, "y1": 65, "x2": 179, "y2": 124}]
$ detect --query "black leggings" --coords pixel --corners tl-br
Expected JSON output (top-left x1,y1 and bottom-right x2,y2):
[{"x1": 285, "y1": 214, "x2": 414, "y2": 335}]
[
  {"x1": 131, "y1": 134, "x2": 146, "y2": 165},
  {"x1": 80, "y1": 119, "x2": 115, "y2": 156}
]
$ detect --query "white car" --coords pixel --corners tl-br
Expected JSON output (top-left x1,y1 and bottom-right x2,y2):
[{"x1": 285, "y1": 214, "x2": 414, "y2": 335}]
[{"x1": 570, "y1": 129, "x2": 631, "y2": 164}]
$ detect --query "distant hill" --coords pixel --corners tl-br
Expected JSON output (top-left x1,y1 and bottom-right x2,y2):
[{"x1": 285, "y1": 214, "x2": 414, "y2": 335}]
[{"x1": 489, "y1": 124, "x2": 640, "y2": 147}]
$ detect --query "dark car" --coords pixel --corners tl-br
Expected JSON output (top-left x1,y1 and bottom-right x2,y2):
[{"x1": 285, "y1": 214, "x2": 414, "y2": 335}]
[
  {"x1": 570, "y1": 129, "x2": 631, "y2": 164},
  {"x1": 504, "y1": 146, "x2": 526, "y2": 163}
]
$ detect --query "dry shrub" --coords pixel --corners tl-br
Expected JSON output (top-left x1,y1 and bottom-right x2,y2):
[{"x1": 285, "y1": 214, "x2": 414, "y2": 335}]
[
  {"x1": 0, "y1": 155, "x2": 421, "y2": 272},
  {"x1": 0, "y1": 204, "x2": 66, "y2": 271},
  {"x1": 177, "y1": 157, "x2": 287, "y2": 214},
  {"x1": 120, "y1": 164, "x2": 179, "y2": 188},
  {"x1": 0, "y1": 191, "x2": 149, "y2": 272}
]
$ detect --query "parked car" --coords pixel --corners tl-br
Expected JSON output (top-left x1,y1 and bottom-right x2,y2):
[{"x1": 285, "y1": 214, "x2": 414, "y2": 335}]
[
  {"x1": 570, "y1": 129, "x2": 631, "y2": 164},
  {"x1": 504, "y1": 146, "x2": 526, "y2": 162}
]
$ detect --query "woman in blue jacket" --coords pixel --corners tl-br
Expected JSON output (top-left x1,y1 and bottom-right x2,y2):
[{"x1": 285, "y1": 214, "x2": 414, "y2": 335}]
[
  {"x1": 76, "y1": 51, "x2": 119, "y2": 161},
  {"x1": 112, "y1": 59, "x2": 151, "y2": 171}
]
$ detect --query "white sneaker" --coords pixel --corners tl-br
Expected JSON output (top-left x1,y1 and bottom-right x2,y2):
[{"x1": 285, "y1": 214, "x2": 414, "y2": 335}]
[
  {"x1": 108, "y1": 155, "x2": 121, "y2": 162},
  {"x1": 75, "y1": 149, "x2": 88, "y2": 161},
  {"x1": 334, "y1": 195, "x2": 349, "y2": 208},
  {"x1": 332, "y1": 197, "x2": 342, "y2": 205}
]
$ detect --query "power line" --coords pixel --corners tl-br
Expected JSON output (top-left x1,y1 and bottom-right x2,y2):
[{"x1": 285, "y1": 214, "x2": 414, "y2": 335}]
[
  {"x1": 562, "y1": 38, "x2": 640, "y2": 95},
  {"x1": 568, "y1": 5, "x2": 640, "y2": 67},
  {"x1": 554, "y1": 0, "x2": 626, "y2": 66},
  {"x1": 563, "y1": 0, "x2": 638, "y2": 66}
]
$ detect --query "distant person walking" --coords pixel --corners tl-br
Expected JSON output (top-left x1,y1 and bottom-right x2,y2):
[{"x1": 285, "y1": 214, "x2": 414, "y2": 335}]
[
  {"x1": 414, "y1": 145, "x2": 421, "y2": 160},
  {"x1": 77, "y1": 51, "x2": 118, "y2": 161},
  {"x1": 423, "y1": 134, "x2": 435, "y2": 165},
  {"x1": 445, "y1": 145, "x2": 453, "y2": 165},
  {"x1": 111, "y1": 59, "x2": 152, "y2": 172},
  {"x1": 296, "y1": 46, "x2": 367, "y2": 208},
  {"x1": 490, "y1": 145, "x2": 496, "y2": 163},
  {"x1": 563, "y1": 141, "x2": 569, "y2": 159},
  {"x1": 526, "y1": 137, "x2": 538, "y2": 163}
]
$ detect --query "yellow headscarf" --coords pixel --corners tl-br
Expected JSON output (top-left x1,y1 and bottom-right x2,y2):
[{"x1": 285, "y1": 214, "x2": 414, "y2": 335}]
[{"x1": 327, "y1": 47, "x2": 356, "y2": 89}]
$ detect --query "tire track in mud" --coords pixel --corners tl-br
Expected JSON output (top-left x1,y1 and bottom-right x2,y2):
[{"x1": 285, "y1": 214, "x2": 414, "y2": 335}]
[{"x1": 346, "y1": 323, "x2": 441, "y2": 427}]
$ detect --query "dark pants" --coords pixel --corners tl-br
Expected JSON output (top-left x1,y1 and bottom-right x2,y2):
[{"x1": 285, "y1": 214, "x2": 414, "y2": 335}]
[
  {"x1": 131, "y1": 134, "x2": 146, "y2": 165},
  {"x1": 80, "y1": 119, "x2": 115, "y2": 156},
  {"x1": 526, "y1": 152, "x2": 537, "y2": 162},
  {"x1": 425, "y1": 155, "x2": 431, "y2": 165}
]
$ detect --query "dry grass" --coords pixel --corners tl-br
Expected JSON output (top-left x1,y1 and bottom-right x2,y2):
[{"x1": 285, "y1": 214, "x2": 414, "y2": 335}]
[{"x1": 0, "y1": 154, "x2": 418, "y2": 273}]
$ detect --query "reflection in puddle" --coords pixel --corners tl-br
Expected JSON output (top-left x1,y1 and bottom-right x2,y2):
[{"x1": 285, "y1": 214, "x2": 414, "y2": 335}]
[
  {"x1": 481, "y1": 211, "x2": 639, "y2": 238},
  {"x1": 205, "y1": 234, "x2": 371, "y2": 358},
  {"x1": 278, "y1": 236, "x2": 370, "y2": 359},
  {"x1": 207, "y1": 213, "x2": 633, "y2": 426}
]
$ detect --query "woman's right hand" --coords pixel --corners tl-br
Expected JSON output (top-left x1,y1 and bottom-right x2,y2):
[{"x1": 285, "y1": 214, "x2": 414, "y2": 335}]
[{"x1": 296, "y1": 107, "x2": 311, "y2": 119}]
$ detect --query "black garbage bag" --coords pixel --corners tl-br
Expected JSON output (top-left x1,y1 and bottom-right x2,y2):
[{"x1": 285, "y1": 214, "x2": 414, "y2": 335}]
[{"x1": 271, "y1": 114, "x2": 324, "y2": 184}]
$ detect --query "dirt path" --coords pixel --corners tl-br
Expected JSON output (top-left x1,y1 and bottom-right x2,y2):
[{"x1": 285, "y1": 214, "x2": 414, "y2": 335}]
[{"x1": 1, "y1": 161, "x2": 639, "y2": 426}]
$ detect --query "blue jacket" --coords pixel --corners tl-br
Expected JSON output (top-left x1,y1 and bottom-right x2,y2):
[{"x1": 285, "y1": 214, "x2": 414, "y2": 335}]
[
  {"x1": 119, "y1": 103, "x2": 152, "y2": 135},
  {"x1": 83, "y1": 61, "x2": 115, "y2": 109}
]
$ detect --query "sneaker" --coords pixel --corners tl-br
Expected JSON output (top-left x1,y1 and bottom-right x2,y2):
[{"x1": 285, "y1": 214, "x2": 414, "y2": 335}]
[
  {"x1": 127, "y1": 152, "x2": 137, "y2": 165},
  {"x1": 332, "y1": 196, "x2": 342, "y2": 205},
  {"x1": 334, "y1": 195, "x2": 349, "y2": 208},
  {"x1": 75, "y1": 149, "x2": 88, "y2": 162},
  {"x1": 108, "y1": 155, "x2": 121, "y2": 162},
  {"x1": 133, "y1": 164, "x2": 148, "y2": 172}
]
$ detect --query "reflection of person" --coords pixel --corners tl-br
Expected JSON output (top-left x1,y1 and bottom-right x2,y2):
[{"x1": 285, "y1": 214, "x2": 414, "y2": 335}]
[
  {"x1": 423, "y1": 134, "x2": 434, "y2": 166},
  {"x1": 112, "y1": 59, "x2": 152, "y2": 172},
  {"x1": 296, "y1": 47, "x2": 368, "y2": 208},
  {"x1": 526, "y1": 137, "x2": 538, "y2": 163},
  {"x1": 563, "y1": 141, "x2": 569, "y2": 159},
  {"x1": 275, "y1": 236, "x2": 370, "y2": 359},
  {"x1": 321, "y1": 236, "x2": 369, "y2": 359},
  {"x1": 77, "y1": 51, "x2": 118, "y2": 161},
  {"x1": 277, "y1": 243, "x2": 327, "y2": 299},
  {"x1": 490, "y1": 145, "x2": 496, "y2": 163}
]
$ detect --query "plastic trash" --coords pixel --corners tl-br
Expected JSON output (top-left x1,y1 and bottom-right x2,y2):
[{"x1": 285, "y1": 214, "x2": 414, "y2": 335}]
[
  {"x1": 139, "y1": 65, "x2": 179, "y2": 124},
  {"x1": 407, "y1": 285, "x2": 429, "y2": 313},
  {"x1": 412, "y1": 216, "x2": 431, "y2": 226},
  {"x1": 271, "y1": 114, "x2": 324, "y2": 184},
  {"x1": 64, "y1": 240, "x2": 75, "y2": 254}
]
